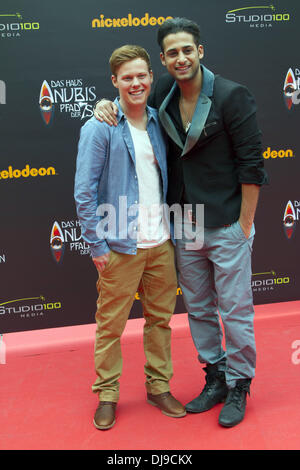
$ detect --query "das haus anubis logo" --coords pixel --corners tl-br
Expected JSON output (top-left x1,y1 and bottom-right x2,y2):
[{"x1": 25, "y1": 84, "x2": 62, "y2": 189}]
[
  {"x1": 50, "y1": 220, "x2": 90, "y2": 264},
  {"x1": 50, "y1": 221, "x2": 65, "y2": 263},
  {"x1": 283, "y1": 68, "x2": 300, "y2": 110},
  {"x1": 39, "y1": 79, "x2": 96, "y2": 126},
  {"x1": 283, "y1": 200, "x2": 296, "y2": 239},
  {"x1": 39, "y1": 80, "x2": 54, "y2": 125}
]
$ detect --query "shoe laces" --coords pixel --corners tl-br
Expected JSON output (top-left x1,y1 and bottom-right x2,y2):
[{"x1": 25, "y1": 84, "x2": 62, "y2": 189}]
[
  {"x1": 227, "y1": 382, "x2": 250, "y2": 407},
  {"x1": 236, "y1": 380, "x2": 251, "y2": 394},
  {"x1": 201, "y1": 371, "x2": 223, "y2": 394}
]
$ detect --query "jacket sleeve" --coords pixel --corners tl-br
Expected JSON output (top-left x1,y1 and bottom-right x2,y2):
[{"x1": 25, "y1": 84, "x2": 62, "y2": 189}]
[
  {"x1": 74, "y1": 118, "x2": 111, "y2": 258},
  {"x1": 222, "y1": 84, "x2": 268, "y2": 185}
]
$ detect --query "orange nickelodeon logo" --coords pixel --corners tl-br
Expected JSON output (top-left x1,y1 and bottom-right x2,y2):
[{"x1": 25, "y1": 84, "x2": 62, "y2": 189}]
[
  {"x1": 263, "y1": 147, "x2": 294, "y2": 159},
  {"x1": 92, "y1": 12, "x2": 172, "y2": 28},
  {"x1": 0, "y1": 164, "x2": 56, "y2": 180}
]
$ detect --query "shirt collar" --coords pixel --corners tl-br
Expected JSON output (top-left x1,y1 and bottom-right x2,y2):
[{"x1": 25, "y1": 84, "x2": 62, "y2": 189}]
[{"x1": 113, "y1": 97, "x2": 158, "y2": 125}]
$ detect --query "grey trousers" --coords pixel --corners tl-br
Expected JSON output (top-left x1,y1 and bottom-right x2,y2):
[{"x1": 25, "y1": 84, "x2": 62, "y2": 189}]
[{"x1": 175, "y1": 220, "x2": 256, "y2": 388}]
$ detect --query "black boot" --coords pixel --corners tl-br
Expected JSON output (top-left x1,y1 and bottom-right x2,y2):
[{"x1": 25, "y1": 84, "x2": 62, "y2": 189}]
[
  {"x1": 185, "y1": 363, "x2": 228, "y2": 413},
  {"x1": 218, "y1": 378, "x2": 251, "y2": 427}
]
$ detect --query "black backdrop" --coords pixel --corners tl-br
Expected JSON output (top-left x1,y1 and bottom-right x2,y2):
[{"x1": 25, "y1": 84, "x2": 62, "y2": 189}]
[{"x1": 1, "y1": 0, "x2": 299, "y2": 333}]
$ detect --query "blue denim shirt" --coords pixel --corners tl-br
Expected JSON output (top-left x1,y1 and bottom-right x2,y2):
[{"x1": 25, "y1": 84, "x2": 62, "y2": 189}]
[{"x1": 74, "y1": 99, "x2": 170, "y2": 258}]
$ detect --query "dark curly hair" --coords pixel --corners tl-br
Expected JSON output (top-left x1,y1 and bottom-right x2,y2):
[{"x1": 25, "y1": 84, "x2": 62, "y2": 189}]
[{"x1": 157, "y1": 17, "x2": 201, "y2": 52}]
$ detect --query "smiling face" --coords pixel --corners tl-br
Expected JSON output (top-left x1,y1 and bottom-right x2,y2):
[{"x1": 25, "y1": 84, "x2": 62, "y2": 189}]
[
  {"x1": 160, "y1": 31, "x2": 204, "y2": 84},
  {"x1": 111, "y1": 58, "x2": 153, "y2": 111}
]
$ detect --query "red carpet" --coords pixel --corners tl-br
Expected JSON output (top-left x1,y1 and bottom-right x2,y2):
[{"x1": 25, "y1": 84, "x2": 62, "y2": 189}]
[{"x1": 0, "y1": 301, "x2": 299, "y2": 450}]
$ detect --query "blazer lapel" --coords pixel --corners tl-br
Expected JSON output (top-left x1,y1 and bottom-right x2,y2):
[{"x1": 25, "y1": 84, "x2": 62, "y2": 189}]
[
  {"x1": 182, "y1": 94, "x2": 211, "y2": 157},
  {"x1": 158, "y1": 82, "x2": 184, "y2": 150},
  {"x1": 158, "y1": 65, "x2": 215, "y2": 157}
]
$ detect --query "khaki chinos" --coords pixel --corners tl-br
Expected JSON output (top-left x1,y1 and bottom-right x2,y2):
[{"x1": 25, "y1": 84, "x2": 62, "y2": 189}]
[{"x1": 92, "y1": 239, "x2": 177, "y2": 402}]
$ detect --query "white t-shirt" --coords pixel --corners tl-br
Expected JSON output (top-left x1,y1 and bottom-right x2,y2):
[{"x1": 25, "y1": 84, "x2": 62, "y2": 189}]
[{"x1": 127, "y1": 121, "x2": 170, "y2": 248}]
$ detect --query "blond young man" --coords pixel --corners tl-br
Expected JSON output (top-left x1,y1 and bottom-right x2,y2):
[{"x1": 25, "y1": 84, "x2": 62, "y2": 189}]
[{"x1": 74, "y1": 45, "x2": 186, "y2": 430}]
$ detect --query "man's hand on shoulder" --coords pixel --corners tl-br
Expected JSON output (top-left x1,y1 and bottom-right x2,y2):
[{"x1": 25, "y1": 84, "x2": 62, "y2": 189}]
[{"x1": 94, "y1": 99, "x2": 118, "y2": 126}]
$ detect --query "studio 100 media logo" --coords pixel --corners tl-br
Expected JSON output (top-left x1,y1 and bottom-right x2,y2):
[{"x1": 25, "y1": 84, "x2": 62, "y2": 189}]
[
  {"x1": 0, "y1": 12, "x2": 40, "y2": 39},
  {"x1": 225, "y1": 4, "x2": 291, "y2": 29},
  {"x1": 0, "y1": 295, "x2": 62, "y2": 320}
]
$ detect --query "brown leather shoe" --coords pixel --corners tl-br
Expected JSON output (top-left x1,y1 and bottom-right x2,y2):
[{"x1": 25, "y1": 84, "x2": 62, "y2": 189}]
[
  {"x1": 93, "y1": 401, "x2": 117, "y2": 430},
  {"x1": 147, "y1": 392, "x2": 186, "y2": 418}
]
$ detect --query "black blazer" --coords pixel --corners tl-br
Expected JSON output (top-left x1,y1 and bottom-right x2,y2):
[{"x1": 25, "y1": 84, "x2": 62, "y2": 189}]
[{"x1": 148, "y1": 68, "x2": 268, "y2": 227}]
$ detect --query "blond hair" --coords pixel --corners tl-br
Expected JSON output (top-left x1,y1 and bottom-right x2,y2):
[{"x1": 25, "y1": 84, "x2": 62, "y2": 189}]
[{"x1": 109, "y1": 45, "x2": 152, "y2": 76}]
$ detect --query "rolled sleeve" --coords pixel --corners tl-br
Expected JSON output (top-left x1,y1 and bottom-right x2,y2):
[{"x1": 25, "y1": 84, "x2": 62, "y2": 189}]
[{"x1": 223, "y1": 85, "x2": 268, "y2": 186}]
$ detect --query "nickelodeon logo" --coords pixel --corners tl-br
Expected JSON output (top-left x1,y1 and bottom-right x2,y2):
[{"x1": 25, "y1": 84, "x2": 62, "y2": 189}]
[
  {"x1": 92, "y1": 13, "x2": 173, "y2": 28},
  {"x1": 0, "y1": 164, "x2": 56, "y2": 180},
  {"x1": 263, "y1": 147, "x2": 294, "y2": 159}
]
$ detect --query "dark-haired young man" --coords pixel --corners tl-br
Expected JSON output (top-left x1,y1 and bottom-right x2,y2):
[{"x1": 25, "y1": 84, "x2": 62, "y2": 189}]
[{"x1": 94, "y1": 18, "x2": 268, "y2": 427}]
